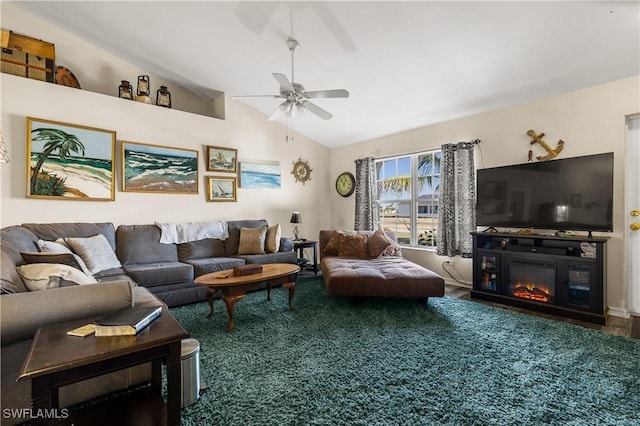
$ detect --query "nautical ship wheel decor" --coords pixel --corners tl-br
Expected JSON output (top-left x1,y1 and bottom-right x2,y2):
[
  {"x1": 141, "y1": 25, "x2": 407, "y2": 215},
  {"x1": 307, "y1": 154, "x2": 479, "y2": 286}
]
[{"x1": 291, "y1": 158, "x2": 312, "y2": 185}]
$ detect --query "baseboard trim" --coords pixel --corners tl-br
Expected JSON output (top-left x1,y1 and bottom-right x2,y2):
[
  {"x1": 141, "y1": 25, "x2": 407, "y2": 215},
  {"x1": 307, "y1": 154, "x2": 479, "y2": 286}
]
[
  {"x1": 443, "y1": 277, "x2": 472, "y2": 288},
  {"x1": 607, "y1": 306, "x2": 630, "y2": 319}
]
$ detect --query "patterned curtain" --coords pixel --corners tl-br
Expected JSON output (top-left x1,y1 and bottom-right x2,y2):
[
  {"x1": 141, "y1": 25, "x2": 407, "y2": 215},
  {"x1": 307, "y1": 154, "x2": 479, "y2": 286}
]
[
  {"x1": 354, "y1": 157, "x2": 376, "y2": 231},
  {"x1": 437, "y1": 142, "x2": 476, "y2": 257}
]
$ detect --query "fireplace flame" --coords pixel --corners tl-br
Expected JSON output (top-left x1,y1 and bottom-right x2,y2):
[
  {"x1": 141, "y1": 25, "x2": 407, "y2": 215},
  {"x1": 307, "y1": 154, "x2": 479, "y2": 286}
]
[{"x1": 511, "y1": 282, "x2": 553, "y2": 303}]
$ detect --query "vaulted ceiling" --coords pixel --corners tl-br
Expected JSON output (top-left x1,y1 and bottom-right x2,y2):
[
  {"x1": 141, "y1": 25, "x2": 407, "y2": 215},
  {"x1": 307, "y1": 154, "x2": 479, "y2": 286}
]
[{"x1": 15, "y1": 1, "x2": 640, "y2": 148}]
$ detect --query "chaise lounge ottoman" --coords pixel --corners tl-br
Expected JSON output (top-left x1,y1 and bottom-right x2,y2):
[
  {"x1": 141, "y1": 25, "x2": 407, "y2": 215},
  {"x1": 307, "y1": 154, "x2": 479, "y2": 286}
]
[{"x1": 319, "y1": 229, "x2": 445, "y2": 299}]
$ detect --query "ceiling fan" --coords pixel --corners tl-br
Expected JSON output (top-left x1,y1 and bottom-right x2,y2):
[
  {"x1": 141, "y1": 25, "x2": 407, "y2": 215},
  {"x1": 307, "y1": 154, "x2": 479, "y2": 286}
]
[{"x1": 233, "y1": 38, "x2": 349, "y2": 121}]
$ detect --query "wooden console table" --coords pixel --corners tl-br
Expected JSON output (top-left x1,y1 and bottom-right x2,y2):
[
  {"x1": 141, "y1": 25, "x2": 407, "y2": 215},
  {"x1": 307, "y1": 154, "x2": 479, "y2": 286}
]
[{"x1": 19, "y1": 311, "x2": 188, "y2": 426}]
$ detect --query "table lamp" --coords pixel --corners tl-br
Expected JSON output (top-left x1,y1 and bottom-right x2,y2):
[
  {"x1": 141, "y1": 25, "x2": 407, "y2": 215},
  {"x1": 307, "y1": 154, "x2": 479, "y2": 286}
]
[{"x1": 290, "y1": 212, "x2": 302, "y2": 241}]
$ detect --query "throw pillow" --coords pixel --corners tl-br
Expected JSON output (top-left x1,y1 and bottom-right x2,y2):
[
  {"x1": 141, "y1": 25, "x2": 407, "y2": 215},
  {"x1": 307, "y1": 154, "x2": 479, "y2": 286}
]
[
  {"x1": 265, "y1": 224, "x2": 282, "y2": 253},
  {"x1": 16, "y1": 263, "x2": 98, "y2": 291},
  {"x1": 368, "y1": 229, "x2": 402, "y2": 257},
  {"x1": 323, "y1": 230, "x2": 347, "y2": 256},
  {"x1": 338, "y1": 233, "x2": 370, "y2": 258},
  {"x1": 37, "y1": 239, "x2": 92, "y2": 275},
  {"x1": 65, "y1": 234, "x2": 122, "y2": 274},
  {"x1": 21, "y1": 252, "x2": 85, "y2": 272},
  {"x1": 237, "y1": 226, "x2": 267, "y2": 255}
]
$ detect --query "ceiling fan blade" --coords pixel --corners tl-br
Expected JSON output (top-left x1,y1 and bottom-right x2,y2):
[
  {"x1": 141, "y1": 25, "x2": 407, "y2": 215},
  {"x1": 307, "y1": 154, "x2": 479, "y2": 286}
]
[
  {"x1": 272, "y1": 73, "x2": 294, "y2": 92},
  {"x1": 303, "y1": 101, "x2": 333, "y2": 120},
  {"x1": 232, "y1": 94, "x2": 282, "y2": 99},
  {"x1": 304, "y1": 89, "x2": 349, "y2": 99}
]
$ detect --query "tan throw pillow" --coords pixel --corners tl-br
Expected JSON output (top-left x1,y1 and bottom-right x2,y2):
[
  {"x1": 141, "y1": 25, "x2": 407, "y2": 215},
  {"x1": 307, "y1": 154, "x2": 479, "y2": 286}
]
[
  {"x1": 16, "y1": 263, "x2": 98, "y2": 291},
  {"x1": 265, "y1": 224, "x2": 281, "y2": 253},
  {"x1": 237, "y1": 226, "x2": 267, "y2": 255},
  {"x1": 338, "y1": 233, "x2": 370, "y2": 258},
  {"x1": 368, "y1": 229, "x2": 403, "y2": 257},
  {"x1": 65, "y1": 234, "x2": 122, "y2": 274}
]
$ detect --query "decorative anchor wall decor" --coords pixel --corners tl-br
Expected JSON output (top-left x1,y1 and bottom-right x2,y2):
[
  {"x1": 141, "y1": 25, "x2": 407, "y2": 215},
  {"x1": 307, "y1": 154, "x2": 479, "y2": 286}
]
[{"x1": 526, "y1": 129, "x2": 565, "y2": 161}]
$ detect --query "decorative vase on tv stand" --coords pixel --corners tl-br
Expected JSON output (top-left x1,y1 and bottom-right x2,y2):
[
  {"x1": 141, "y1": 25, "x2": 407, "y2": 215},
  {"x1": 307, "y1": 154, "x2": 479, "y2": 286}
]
[{"x1": 156, "y1": 85, "x2": 172, "y2": 108}]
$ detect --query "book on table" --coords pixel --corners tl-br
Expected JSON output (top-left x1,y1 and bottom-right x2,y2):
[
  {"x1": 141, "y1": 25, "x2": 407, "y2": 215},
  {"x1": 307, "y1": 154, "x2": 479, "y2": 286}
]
[{"x1": 94, "y1": 306, "x2": 162, "y2": 337}]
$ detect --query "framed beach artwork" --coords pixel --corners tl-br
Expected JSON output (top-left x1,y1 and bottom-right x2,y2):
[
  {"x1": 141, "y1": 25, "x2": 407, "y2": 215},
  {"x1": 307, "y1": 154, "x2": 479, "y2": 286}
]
[
  {"x1": 206, "y1": 145, "x2": 237, "y2": 173},
  {"x1": 26, "y1": 117, "x2": 116, "y2": 201},
  {"x1": 239, "y1": 161, "x2": 281, "y2": 189},
  {"x1": 122, "y1": 141, "x2": 198, "y2": 194},
  {"x1": 206, "y1": 176, "x2": 237, "y2": 202}
]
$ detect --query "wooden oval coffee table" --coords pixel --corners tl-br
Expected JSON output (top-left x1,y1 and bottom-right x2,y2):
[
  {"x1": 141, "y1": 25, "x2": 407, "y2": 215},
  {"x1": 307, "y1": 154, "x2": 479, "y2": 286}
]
[{"x1": 194, "y1": 263, "x2": 300, "y2": 331}]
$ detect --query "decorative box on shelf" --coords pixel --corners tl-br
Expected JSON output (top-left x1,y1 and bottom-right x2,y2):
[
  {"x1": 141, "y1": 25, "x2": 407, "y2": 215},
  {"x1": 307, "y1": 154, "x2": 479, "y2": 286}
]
[{"x1": 1, "y1": 29, "x2": 55, "y2": 83}]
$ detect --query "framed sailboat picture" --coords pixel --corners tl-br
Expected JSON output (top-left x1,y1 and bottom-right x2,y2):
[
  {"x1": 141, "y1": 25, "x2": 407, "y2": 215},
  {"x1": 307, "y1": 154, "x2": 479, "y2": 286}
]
[
  {"x1": 26, "y1": 117, "x2": 116, "y2": 201},
  {"x1": 122, "y1": 141, "x2": 198, "y2": 193},
  {"x1": 206, "y1": 176, "x2": 237, "y2": 202},
  {"x1": 206, "y1": 145, "x2": 237, "y2": 173}
]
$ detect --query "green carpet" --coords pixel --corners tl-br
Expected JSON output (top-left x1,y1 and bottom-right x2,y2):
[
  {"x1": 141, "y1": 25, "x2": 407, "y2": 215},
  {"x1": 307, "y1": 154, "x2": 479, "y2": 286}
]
[{"x1": 170, "y1": 276, "x2": 640, "y2": 426}]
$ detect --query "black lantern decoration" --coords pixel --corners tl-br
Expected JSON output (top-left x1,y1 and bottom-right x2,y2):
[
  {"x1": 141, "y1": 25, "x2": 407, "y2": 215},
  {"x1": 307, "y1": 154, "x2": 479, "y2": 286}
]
[
  {"x1": 136, "y1": 75, "x2": 150, "y2": 96},
  {"x1": 156, "y1": 85, "x2": 172, "y2": 108},
  {"x1": 118, "y1": 80, "x2": 133, "y2": 100}
]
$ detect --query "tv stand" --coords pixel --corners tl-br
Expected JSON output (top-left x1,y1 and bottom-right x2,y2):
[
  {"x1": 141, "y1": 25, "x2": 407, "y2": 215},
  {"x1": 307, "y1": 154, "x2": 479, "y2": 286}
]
[{"x1": 471, "y1": 232, "x2": 606, "y2": 324}]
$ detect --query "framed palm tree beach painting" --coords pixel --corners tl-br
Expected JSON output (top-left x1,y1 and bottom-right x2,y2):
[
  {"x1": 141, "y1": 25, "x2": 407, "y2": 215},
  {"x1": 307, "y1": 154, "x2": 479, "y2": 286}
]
[
  {"x1": 26, "y1": 117, "x2": 116, "y2": 201},
  {"x1": 122, "y1": 141, "x2": 198, "y2": 193}
]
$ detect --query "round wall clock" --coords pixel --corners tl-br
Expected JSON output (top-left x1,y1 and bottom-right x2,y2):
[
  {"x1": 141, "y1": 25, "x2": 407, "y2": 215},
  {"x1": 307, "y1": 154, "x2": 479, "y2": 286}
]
[
  {"x1": 336, "y1": 172, "x2": 355, "y2": 197},
  {"x1": 292, "y1": 158, "x2": 312, "y2": 185}
]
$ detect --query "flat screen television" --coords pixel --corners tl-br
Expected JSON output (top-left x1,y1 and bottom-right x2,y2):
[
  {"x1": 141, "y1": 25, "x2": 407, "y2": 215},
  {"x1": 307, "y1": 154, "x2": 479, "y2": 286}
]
[{"x1": 476, "y1": 152, "x2": 613, "y2": 232}]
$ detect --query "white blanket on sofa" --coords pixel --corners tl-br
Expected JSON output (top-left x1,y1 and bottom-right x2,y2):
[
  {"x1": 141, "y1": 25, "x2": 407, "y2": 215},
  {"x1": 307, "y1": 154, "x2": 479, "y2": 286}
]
[{"x1": 156, "y1": 221, "x2": 229, "y2": 244}]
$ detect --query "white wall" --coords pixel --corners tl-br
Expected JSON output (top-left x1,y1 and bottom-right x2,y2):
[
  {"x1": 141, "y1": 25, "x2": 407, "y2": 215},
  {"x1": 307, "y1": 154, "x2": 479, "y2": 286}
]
[
  {"x1": 0, "y1": 4, "x2": 331, "y2": 239},
  {"x1": 329, "y1": 75, "x2": 640, "y2": 315}
]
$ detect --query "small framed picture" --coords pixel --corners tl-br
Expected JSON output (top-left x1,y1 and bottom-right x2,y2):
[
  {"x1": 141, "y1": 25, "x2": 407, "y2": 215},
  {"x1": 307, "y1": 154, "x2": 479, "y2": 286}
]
[
  {"x1": 206, "y1": 145, "x2": 237, "y2": 173},
  {"x1": 206, "y1": 176, "x2": 237, "y2": 202}
]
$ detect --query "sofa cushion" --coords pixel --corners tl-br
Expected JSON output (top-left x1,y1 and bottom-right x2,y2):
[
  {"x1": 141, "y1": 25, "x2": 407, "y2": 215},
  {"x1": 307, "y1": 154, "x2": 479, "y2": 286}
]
[
  {"x1": 66, "y1": 234, "x2": 123, "y2": 274},
  {"x1": 321, "y1": 256, "x2": 444, "y2": 298},
  {"x1": 116, "y1": 224, "x2": 179, "y2": 264},
  {"x1": 237, "y1": 226, "x2": 267, "y2": 255},
  {"x1": 235, "y1": 250, "x2": 297, "y2": 265},
  {"x1": 178, "y1": 238, "x2": 226, "y2": 261},
  {"x1": 22, "y1": 223, "x2": 117, "y2": 250},
  {"x1": 0, "y1": 280, "x2": 134, "y2": 345},
  {"x1": 0, "y1": 226, "x2": 40, "y2": 253},
  {"x1": 265, "y1": 224, "x2": 281, "y2": 253},
  {"x1": 16, "y1": 263, "x2": 97, "y2": 291},
  {"x1": 0, "y1": 243, "x2": 27, "y2": 294},
  {"x1": 185, "y1": 257, "x2": 245, "y2": 277},
  {"x1": 124, "y1": 262, "x2": 194, "y2": 287}
]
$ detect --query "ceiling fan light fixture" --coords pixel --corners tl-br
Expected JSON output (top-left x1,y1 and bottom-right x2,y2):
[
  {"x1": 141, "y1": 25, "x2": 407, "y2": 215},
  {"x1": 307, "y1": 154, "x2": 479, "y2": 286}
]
[{"x1": 295, "y1": 102, "x2": 307, "y2": 114}]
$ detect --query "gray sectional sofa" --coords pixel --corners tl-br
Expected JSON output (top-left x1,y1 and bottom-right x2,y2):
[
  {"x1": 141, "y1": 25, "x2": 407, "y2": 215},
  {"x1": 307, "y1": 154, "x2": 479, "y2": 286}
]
[
  {"x1": 1, "y1": 219, "x2": 296, "y2": 306},
  {"x1": 0, "y1": 218, "x2": 295, "y2": 425}
]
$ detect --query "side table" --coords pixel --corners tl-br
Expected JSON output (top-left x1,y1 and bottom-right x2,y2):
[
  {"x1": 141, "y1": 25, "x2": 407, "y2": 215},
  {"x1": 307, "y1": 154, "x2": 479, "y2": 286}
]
[
  {"x1": 293, "y1": 240, "x2": 318, "y2": 275},
  {"x1": 18, "y1": 311, "x2": 188, "y2": 426}
]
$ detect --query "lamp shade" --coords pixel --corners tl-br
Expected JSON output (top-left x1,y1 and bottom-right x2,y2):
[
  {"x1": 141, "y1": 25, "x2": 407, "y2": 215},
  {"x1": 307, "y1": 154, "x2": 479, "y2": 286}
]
[{"x1": 290, "y1": 212, "x2": 302, "y2": 224}]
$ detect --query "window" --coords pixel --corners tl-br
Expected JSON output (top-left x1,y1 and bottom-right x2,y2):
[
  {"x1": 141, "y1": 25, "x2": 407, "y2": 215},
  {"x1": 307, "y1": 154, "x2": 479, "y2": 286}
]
[{"x1": 375, "y1": 150, "x2": 441, "y2": 247}]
